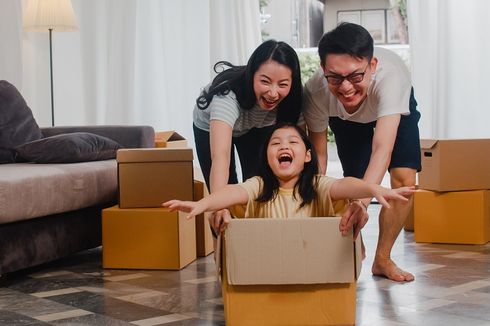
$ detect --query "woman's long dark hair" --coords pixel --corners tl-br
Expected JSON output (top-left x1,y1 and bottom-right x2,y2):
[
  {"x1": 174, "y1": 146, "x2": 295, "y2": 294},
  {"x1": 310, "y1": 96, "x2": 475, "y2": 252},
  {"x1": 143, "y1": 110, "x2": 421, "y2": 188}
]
[
  {"x1": 256, "y1": 122, "x2": 319, "y2": 208},
  {"x1": 196, "y1": 40, "x2": 302, "y2": 124}
]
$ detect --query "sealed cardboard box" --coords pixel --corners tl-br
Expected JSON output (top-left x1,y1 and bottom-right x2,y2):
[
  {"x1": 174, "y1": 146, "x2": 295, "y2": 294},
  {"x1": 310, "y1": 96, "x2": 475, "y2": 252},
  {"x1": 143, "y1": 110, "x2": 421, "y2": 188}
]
[
  {"x1": 404, "y1": 201, "x2": 414, "y2": 232},
  {"x1": 193, "y1": 180, "x2": 214, "y2": 257},
  {"x1": 155, "y1": 130, "x2": 187, "y2": 148},
  {"x1": 219, "y1": 217, "x2": 361, "y2": 326},
  {"x1": 414, "y1": 190, "x2": 490, "y2": 245},
  {"x1": 418, "y1": 139, "x2": 490, "y2": 191},
  {"x1": 117, "y1": 148, "x2": 193, "y2": 208},
  {"x1": 102, "y1": 205, "x2": 196, "y2": 269}
]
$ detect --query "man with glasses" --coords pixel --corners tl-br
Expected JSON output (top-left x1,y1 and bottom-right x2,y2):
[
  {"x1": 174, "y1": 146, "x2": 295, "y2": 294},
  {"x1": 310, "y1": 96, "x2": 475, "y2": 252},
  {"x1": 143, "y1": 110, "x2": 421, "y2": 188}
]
[{"x1": 303, "y1": 22, "x2": 421, "y2": 282}]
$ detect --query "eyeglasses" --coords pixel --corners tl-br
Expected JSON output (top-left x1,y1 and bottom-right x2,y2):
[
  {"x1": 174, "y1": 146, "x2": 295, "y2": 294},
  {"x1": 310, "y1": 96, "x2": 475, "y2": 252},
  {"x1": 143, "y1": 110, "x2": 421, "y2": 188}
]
[{"x1": 324, "y1": 63, "x2": 370, "y2": 86}]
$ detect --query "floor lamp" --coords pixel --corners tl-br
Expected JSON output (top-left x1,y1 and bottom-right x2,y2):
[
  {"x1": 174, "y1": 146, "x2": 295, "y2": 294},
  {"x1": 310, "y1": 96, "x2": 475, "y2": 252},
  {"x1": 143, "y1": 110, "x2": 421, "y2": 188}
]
[{"x1": 23, "y1": 0, "x2": 78, "y2": 127}]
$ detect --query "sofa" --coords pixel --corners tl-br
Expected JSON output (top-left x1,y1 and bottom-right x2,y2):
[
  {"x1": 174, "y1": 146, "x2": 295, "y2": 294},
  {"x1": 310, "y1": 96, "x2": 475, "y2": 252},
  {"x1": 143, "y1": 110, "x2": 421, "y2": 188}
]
[
  {"x1": 0, "y1": 125, "x2": 155, "y2": 275},
  {"x1": 0, "y1": 80, "x2": 155, "y2": 275}
]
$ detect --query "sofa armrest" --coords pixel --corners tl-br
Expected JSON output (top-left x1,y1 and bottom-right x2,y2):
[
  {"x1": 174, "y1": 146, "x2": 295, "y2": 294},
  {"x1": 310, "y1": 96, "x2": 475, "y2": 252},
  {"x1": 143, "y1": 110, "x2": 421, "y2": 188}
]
[{"x1": 40, "y1": 125, "x2": 155, "y2": 148}]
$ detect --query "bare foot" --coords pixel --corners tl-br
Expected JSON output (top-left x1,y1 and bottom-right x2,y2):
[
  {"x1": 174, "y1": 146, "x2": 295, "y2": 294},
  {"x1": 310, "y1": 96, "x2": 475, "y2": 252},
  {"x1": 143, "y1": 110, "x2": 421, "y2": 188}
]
[{"x1": 372, "y1": 258, "x2": 414, "y2": 282}]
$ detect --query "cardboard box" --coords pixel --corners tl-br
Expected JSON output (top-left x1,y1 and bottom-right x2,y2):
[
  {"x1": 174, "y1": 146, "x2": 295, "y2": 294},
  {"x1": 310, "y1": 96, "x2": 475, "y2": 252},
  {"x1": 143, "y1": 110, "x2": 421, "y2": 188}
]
[
  {"x1": 404, "y1": 201, "x2": 414, "y2": 232},
  {"x1": 219, "y1": 217, "x2": 361, "y2": 326},
  {"x1": 418, "y1": 139, "x2": 490, "y2": 191},
  {"x1": 414, "y1": 190, "x2": 490, "y2": 244},
  {"x1": 102, "y1": 205, "x2": 196, "y2": 269},
  {"x1": 117, "y1": 148, "x2": 194, "y2": 208},
  {"x1": 155, "y1": 130, "x2": 187, "y2": 148},
  {"x1": 193, "y1": 180, "x2": 214, "y2": 257}
]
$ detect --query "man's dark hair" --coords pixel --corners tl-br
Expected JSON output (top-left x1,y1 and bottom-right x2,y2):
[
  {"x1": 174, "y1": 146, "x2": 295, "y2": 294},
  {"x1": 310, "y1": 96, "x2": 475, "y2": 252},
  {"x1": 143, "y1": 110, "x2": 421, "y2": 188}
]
[
  {"x1": 256, "y1": 122, "x2": 319, "y2": 208},
  {"x1": 196, "y1": 40, "x2": 302, "y2": 124},
  {"x1": 318, "y1": 22, "x2": 374, "y2": 65}
]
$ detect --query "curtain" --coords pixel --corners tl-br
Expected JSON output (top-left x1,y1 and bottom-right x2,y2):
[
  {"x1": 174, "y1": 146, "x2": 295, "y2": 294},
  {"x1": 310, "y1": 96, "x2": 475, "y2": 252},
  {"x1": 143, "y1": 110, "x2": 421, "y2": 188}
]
[
  {"x1": 0, "y1": 1, "x2": 23, "y2": 88},
  {"x1": 209, "y1": 0, "x2": 262, "y2": 69},
  {"x1": 2, "y1": 0, "x2": 262, "y2": 148},
  {"x1": 408, "y1": 0, "x2": 490, "y2": 139}
]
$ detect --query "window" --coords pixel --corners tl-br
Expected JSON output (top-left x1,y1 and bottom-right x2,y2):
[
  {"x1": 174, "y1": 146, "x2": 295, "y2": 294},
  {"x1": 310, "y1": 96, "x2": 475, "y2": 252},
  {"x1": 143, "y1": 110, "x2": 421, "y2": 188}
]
[{"x1": 337, "y1": 9, "x2": 399, "y2": 44}]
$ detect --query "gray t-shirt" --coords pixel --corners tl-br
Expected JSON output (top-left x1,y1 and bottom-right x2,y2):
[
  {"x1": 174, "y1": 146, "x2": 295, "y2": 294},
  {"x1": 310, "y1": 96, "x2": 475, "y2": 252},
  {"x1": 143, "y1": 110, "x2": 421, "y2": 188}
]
[
  {"x1": 303, "y1": 47, "x2": 412, "y2": 133},
  {"x1": 193, "y1": 90, "x2": 278, "y2": 137}
]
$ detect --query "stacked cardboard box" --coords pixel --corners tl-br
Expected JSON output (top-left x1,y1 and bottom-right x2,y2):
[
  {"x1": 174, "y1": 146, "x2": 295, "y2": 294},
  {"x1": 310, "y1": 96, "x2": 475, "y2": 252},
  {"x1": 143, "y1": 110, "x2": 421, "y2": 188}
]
[
  {"x1": 102, "y1": 132, "x2": 211, "y2": 270},
  {"x1": 193, "y1": 179, "x2": 214, "y2": 257},
  {"x1": 414, "y1": 139, "x2": 490, "y2": 244},
  {"x1": 219, "y1": 217, "x2": 362, "y2": 326}
]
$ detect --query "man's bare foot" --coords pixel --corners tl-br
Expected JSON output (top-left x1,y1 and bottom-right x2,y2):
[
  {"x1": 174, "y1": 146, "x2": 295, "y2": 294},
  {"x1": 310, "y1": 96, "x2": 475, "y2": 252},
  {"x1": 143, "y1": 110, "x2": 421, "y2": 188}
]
[{"x1": 372, "y1": 258, "x2": 414, "y2": 282}]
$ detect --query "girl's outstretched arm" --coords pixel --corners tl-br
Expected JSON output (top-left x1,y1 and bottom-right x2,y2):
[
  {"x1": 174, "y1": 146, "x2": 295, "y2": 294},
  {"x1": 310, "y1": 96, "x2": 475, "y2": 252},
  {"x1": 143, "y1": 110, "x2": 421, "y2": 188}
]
[
  {"x1": 162, "y1": 183, "x2": 249, "y2": 220},
  {"x1": 330, "y1": 177, "x2": 415, "y2": 209}
]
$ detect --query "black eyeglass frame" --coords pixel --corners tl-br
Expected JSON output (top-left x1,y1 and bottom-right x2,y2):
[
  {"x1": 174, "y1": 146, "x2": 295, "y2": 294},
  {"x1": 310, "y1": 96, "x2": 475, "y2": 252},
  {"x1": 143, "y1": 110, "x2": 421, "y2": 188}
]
[{"x1": 324, "y1": 63, "x2": 370, "y2": 86}]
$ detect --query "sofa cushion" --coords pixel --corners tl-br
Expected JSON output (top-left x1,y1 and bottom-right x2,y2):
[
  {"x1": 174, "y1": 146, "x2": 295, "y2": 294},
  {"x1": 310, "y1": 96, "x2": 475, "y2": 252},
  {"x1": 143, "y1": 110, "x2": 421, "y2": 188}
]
[
  {"x1": 0, "y1": 80, "x2": 43, "y2": 163},
  {"x1": 0, "y1": 161, "x2": 117, "y2": 224},
  {"x1": 15, "y1": 132, "x2": 121, "y2": 163}
]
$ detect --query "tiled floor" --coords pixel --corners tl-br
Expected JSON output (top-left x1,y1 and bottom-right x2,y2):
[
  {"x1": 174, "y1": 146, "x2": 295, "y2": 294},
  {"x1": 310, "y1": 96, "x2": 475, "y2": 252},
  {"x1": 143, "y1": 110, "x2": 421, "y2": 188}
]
[
  {"x1": 1, "y1": 205, "x2": 490, "y2": 325},
  {"x1": 2, "y1": 147, "x2": 490, "y2": 325}
]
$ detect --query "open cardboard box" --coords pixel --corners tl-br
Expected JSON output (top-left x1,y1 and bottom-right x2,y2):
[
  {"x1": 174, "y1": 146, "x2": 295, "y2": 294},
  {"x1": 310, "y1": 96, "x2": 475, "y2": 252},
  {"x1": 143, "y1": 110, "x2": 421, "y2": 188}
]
[
  {"x1": 155, "y1": 130, "x2": 188, "y2": 148},
  {"x1": 217, "y1": 217, "x2": 362, "y2": 326}
]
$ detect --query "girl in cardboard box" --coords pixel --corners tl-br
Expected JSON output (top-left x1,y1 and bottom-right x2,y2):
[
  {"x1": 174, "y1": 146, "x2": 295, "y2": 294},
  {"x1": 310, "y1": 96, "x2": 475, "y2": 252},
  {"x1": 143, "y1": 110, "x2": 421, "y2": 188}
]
[{"x1": 164, "y1": 123, "x2": 414, "y2": 239}]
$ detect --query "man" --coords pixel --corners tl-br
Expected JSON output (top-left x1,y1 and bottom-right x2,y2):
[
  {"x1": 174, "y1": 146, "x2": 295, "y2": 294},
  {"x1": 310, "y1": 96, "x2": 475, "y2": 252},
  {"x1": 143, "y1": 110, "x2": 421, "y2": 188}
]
[{"x1": 303, "y1": 22, "x2": 421, "y2": 282}]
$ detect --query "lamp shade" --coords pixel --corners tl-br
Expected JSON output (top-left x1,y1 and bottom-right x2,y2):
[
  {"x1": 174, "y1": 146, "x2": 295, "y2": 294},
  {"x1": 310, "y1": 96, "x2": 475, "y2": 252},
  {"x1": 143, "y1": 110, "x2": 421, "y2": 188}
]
[{"x1": 23, "y1": 0, "x2": 78, "y2": 32}]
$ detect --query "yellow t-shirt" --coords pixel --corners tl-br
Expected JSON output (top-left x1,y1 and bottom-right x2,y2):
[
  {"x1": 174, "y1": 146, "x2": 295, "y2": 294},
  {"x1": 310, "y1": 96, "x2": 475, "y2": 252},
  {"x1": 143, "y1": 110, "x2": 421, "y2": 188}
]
[{"x1": 236, "y1": 175, "x2": 347, "y2": 218}]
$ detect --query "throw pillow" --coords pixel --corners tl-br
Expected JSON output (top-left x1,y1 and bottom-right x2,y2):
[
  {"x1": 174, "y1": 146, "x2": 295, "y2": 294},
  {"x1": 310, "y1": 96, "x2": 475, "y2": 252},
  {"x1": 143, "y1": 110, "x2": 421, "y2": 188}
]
[
  {"x1": 15, "y1": 132, "x2": 122, "y2": 163},
  {"x1": 0, "y1": 80, "x2": 43, "y2": 163}
]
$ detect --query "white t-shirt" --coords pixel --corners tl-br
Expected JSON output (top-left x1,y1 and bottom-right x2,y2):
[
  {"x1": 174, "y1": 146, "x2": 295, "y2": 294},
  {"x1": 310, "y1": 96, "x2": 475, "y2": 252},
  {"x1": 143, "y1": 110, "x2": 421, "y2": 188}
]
[{"x1": 303, "y1": 47, "x2": 412, "y2": 133}]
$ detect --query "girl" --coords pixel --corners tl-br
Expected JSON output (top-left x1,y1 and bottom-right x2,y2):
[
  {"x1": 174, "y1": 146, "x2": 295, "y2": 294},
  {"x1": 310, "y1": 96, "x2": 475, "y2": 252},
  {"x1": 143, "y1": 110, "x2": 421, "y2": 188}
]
[
  {"x1": 193, "y1": 40, "x2": 303, "y2": 226},
  {"x1": 165, "y1": 123, "x2": 414, "y2": 238}
]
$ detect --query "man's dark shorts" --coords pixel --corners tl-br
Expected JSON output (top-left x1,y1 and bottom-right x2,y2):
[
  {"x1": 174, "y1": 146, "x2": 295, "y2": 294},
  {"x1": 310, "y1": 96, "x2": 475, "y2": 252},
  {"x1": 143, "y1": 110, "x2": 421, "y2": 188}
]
[{"x1": 329, "y1": 88, "x2": 421, "y2": 178}]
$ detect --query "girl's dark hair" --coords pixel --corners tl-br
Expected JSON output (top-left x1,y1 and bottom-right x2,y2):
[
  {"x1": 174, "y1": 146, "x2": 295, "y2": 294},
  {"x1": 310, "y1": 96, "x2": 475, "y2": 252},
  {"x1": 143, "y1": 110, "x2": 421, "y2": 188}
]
[
  {"x1": 318, "y1": 22, "x2": 374, "y2": 66},
  {"x1": 256, "y1": 122, "x2": 319, "y2": 208},
  {"x1": 196, "y1": 40, "x2": 302, "y2": 124}
]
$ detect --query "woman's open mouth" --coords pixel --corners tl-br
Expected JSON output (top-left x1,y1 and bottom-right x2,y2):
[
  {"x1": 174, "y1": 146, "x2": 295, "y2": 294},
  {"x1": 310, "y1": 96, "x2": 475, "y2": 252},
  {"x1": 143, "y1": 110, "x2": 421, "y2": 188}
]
[{"x1": 261, "y1": 96, "x2": 279, "y2": 109}]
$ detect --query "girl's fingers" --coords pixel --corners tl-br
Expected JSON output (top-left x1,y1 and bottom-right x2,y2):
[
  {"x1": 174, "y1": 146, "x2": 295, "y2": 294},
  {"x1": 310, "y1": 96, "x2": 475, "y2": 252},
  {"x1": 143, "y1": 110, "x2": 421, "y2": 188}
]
[{"x1": 376, "y1": 196, "x2": 391, "y2": 209}]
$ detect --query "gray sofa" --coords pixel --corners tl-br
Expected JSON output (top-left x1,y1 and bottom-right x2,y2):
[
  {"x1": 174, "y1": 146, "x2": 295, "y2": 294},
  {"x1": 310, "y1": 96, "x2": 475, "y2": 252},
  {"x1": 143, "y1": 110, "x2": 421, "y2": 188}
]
[{"x1": 0, "y1": 125, "x2": 155, "y2": 275}]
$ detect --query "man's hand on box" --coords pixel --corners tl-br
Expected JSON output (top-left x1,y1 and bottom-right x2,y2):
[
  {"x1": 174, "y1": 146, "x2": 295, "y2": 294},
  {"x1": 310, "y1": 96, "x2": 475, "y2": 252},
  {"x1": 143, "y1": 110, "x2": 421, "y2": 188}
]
[
  {"x1": 210, "y1": 208, "x2": 232, "y2": 234},
  {"x1": 339, "y1": 200, "x2": 369, "y2": 240}
]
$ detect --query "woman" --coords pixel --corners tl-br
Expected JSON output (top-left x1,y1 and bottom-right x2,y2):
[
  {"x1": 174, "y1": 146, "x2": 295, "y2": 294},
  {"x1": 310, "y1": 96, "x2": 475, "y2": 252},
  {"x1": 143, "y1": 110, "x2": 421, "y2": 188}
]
[{"x1": 193, "y1": 40, "x2": 303, "y2": 227}]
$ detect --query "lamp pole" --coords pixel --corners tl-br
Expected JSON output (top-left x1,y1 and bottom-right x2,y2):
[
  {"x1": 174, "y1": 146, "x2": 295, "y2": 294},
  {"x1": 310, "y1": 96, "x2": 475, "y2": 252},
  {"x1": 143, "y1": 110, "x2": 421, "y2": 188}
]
[
  {"x1": 23, "y1": 0, "x2": 78, "y2": 127},
  {"x1": 49, "y1": 28, "x2": 54, "y2": 126}
]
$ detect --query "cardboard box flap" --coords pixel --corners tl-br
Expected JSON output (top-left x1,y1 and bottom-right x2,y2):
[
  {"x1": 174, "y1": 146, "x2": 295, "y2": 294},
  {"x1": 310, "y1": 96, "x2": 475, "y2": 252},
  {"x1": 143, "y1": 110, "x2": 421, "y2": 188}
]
[
  {"x1": 117, "y1": 148, "x2": 193, "y2": 163},
  {"x1": 354, "y1": 234, "x2": 362, "y2": 279},
  {"x1": 420, "y1": 139, "x2": 438, "y2": 150},
  {"x1": 223, "y1": 217, "x2": 360, "y2": 285},
  {"x1": 155, "y1": 131, "x2": 186, "y2": 142}
]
